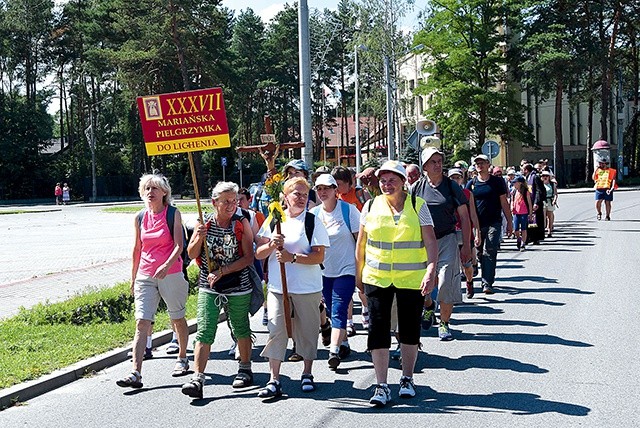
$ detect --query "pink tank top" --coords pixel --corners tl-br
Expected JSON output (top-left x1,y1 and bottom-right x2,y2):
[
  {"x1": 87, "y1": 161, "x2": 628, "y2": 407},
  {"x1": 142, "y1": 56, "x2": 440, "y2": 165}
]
[
  {"x1": 512, "y1": 191, "x2": 529, "y2": 215},
  {"x1": 138, "y1": 205, "x2": 182, "y2": 276}
]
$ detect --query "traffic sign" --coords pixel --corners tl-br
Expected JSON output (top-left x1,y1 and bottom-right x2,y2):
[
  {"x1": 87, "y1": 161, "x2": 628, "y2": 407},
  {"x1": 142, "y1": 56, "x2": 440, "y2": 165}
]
[
  {"x1": 221, "y1": 156, "x2": 227, "y2": 167},
  {"x1": 482, "y1": 140, "x2": 500, "y2": 159}
]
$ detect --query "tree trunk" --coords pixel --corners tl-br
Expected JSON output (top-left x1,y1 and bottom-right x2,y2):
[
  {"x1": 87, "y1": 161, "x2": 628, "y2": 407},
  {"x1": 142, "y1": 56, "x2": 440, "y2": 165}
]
[
  {"x1": 599, "y1": 5, "x2": 621, "y2": 140},
  {"x1": 554, "y1": 79, "x2": 565, "y2": 187}
]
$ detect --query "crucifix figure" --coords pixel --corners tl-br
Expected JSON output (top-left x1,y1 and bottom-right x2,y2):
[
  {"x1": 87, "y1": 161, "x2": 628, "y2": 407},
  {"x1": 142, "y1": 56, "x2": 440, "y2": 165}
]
[{"x1": 236, "y1": 114, "x2": 305, "y2": 175}]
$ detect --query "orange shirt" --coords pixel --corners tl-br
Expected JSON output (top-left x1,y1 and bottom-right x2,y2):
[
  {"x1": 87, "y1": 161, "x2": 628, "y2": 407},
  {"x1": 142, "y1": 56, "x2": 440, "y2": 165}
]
[
  {"x1": 338, "y1": 187, "x2": 366, "y2": 211},
  {"x1": 593, "y1": 168, "x2": 617, "y2": 190}
]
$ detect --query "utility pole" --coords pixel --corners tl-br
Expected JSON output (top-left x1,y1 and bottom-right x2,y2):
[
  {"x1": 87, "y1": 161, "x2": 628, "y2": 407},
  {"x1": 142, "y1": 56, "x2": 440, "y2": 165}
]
[
  {"x1": 385, "y1": 55, "x2": 394, "y2": 160},
  {"x1": 616, "y1": 69, "x2": 625, "y2": 180},
  {"x1": 298, "y1": 0, "x2": 313, "y2": 168}
]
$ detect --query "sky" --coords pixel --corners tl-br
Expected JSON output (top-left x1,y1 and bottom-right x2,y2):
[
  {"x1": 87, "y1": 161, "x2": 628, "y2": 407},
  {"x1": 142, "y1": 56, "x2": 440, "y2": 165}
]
[{"x1": 223, "y1": 0, "x2": 429, "y2": 34}]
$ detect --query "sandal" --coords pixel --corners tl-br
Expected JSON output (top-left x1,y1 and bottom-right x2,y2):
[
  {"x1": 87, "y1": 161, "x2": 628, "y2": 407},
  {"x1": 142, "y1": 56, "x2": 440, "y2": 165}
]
[
  {"x1": 116, "y1": 371, "x2": 143, "y2": 389},
  {"x1": 346, "y1": 324, "x2": 356, "y2": 337},
  {"x1": 171, "y1": 358, "x2": 189, "y2": 377},
  {"x1": 320, "y1": 320, "x2": 332, "y2": 347},
  {"x1": 597, "y1": 213, "x2": 602, "y2": 220},
  {"x1": 301, "y1": 374, "x2": 316, "y2": 392},
  {"x1": 257, "y1": 380, "x2": 282, "y2": 398},
  {"x1": 181, "y1": 377, "x2": 203, "y2": 399},
  {"x1": 232, "y1": 369, "x2": 254, "y2": 388}
]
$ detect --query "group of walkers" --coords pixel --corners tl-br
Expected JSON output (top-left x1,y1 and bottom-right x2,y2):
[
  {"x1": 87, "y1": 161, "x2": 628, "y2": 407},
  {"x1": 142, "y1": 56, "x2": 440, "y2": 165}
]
[{"x1": 116, "y1": 151, "x2": 569, "y2": 407}]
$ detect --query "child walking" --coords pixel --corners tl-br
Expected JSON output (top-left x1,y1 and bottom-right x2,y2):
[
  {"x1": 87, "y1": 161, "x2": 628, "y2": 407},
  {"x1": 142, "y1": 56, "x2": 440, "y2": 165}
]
[{"x1": 510, "y1": 176, "x2": 533, "y2": 252}]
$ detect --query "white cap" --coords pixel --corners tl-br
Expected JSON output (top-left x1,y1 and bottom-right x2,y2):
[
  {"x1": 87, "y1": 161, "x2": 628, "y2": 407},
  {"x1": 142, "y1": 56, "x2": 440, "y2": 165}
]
[
  {"x1": 472, "y1": 154, "x2": 490, "y2": 163},
  {"x1": 541, "y1": 170, "x2": 552, "y2": 177},
  {"x1": 314, "y1": 173, "x2": 337, "y2": 188},
  {"x1": 421, "y1": 147, "x2": 445, "y2": 166},
  {"x1": 375, "y1": 160, "x2": 407, "y2": 180},
  {"x1": 448, "y1": 168, "x2": 463, "y2": 178}
]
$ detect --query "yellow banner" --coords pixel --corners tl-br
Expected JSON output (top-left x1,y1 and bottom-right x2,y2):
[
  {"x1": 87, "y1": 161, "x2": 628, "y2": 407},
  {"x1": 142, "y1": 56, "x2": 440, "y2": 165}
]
[{"x1": 144, "y1": 134, "x2": 231, "y2": 156}]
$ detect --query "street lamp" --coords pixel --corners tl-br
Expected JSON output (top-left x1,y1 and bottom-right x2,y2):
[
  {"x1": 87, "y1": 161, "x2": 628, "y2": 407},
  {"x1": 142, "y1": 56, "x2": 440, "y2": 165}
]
[
  {"x1": 354, "y1": 44, "x2": 367, "y2": 177},
  {"x1": 83, "y1": 96, "x2": 111, "y2": 203}
]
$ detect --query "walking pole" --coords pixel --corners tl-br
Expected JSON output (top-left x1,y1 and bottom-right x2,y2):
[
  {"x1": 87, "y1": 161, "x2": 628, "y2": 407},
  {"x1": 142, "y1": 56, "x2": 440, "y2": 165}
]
[
  {"x1": 275, "y1": 220, "x2": 293, "y2": 338},
  {"x1": 188, "y1": 152, "x2": 212, "y2": 272}
]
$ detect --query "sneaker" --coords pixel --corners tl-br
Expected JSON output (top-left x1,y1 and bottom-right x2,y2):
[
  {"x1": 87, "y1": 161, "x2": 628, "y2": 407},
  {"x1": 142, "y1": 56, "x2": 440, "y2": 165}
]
[
  {"x1": 181, "y1": 377, "x2": 203, "y2": 399},
  {"x1": 262, "y1": 308, "x2": 268, "y2": 326},
  {"x1": 421, "y1": 301, "x2": 436, "y2": 330},
  {"x1": 398, "y1": 376, "x2": 416, "y2": 398},
  {"x1": 232, "y1": 369, "x2": 253, "y2": 388},
  {"x1": 166, "y1": 339, "x2": 179, "y2": 355},
  {"x1": 126, "y1": 347, "x2": 153, "y2": 360},
  {"x1": 228, "y1": 342, "x2": 237, "y2": 357},
  {"x1": 438, "y1": 321, "x2": 453, "y2": 341},
  {"x1": 390, "y1": 344, "x2": 401, "y2": 361},
  {"x1": 516, "y1": 238, "x2": 521, "y2": 249},
  {"x1": 328, "y1": 353, "x2": 340, "y2": 369},
  {"x1": 320, "y1": 320, "x2": 331, "y2": 347},
  {"x1": 171, "y1": 358, "x2": 190, "y2": 377},
  {"x1": 116, "y1": 371, "x2": 143, "y2": 389},
  {"x1": 362, "y1": 311, "x2": 370, "y2": 330},
  {"x1": 472, "y1": 264, "x2": 479, "y2": 277},
  {"x1": 346, "y1": 323, "x2": 356, "y2": 337},
  {"x1": 369, "y1": 384, "x2": 391, "y2": 407},
  {"x1": 482, "y1": 283, "x2": 494, "y2": 294},
  {"x1": 338, "y1": 343, "x2": 351, "y2": 360},
  {"x1": 465, "y1": 281, "x2": 474, "y2": 299},
  {"x1": 519, "y1": 245, "x2": 525, "y2": 252}
]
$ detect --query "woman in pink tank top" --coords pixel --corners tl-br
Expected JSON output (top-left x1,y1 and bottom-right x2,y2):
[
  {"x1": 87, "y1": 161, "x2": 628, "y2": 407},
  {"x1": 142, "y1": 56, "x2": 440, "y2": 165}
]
[{"x1": 116, "y1": 173, "x2": 190, "y2": 389}]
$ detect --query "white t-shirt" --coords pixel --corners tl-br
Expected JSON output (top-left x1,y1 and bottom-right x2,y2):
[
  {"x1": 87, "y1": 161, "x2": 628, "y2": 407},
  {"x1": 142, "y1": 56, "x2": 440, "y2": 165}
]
[
  {"x1": 257, "y1": 211, "x2": 330, "y2": 294},
  {"x1": 360, "y1": 195, "x2": 434, "y2": 227},
  {"x1": 311, "y1": 201, "x2": 360, "y2": 278}
]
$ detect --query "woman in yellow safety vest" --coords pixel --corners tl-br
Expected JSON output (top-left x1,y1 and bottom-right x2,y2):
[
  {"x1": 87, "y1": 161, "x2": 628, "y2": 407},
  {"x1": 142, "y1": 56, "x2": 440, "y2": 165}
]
[{"x1": 355, "y1": 161, "x2": 438, "y2": 408}]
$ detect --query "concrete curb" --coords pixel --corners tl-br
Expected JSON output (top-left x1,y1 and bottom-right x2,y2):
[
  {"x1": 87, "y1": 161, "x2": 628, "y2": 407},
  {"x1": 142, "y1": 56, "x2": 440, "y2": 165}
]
[{"x1": 0, "y1": 319, "x2": 198, "y2": 410}]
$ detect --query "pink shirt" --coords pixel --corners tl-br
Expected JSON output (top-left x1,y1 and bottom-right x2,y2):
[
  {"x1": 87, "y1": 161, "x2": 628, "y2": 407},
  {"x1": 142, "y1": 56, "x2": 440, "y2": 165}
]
[
  {"x1": 138, "y1": 205, "x2": 182, "y2": 276},
  {"x1": 512, "y1": 190, "x2": 530, "y2": 215}
]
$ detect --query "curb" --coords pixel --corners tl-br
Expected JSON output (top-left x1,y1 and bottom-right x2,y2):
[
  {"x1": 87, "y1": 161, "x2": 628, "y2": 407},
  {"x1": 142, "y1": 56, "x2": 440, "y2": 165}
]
[{"x1": 0, "y1": 320, "x2": 198, "y2": 410}]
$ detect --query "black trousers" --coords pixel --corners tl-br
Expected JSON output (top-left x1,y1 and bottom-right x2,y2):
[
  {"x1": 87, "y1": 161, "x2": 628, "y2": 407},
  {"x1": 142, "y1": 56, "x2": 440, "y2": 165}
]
[{"x1": 365, "y1": 283, "x2": 424, "y2": 350}]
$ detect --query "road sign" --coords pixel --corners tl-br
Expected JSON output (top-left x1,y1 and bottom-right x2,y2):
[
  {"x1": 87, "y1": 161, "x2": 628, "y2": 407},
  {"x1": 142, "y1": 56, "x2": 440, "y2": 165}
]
[
  {"x1": 482, "y1": 140, "x2": 500, "y2": 159},
  {"x1": 221, "y1": 156, "x2": 227, "y2": 167}
]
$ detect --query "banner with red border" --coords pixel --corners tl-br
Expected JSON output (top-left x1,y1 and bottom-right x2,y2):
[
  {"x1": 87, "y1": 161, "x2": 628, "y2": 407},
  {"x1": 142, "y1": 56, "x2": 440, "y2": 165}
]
[{"x1": 136, "y1": 87, "x2": 230, "y2": 156}]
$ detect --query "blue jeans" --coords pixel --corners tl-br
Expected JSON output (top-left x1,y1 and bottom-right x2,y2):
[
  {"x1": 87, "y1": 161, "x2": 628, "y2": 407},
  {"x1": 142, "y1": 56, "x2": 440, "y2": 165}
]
[
  {"x1": 322, "y1": 275, "x2": 356, "y2": 330},
  {"x1": 478, "y1": 221, "x2": 502, "y2": 286}
]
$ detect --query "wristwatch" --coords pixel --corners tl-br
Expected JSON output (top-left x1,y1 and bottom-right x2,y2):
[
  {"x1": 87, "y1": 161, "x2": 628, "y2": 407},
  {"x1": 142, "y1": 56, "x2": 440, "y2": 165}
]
[{"x1": 291, "y1": 253, "x2": 297, "y2": 264}]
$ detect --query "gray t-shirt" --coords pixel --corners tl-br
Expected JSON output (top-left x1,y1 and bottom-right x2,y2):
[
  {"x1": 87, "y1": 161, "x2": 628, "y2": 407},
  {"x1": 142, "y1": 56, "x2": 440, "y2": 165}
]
[{"x1": 411, "y1": 175, "x2": 468, "y2": 239}]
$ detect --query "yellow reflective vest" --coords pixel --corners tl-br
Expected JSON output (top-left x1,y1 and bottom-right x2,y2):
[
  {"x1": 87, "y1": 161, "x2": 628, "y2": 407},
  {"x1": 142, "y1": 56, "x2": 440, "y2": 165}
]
[{"x1": 362, "y1": 195, "x2": 428, "y2": 289}]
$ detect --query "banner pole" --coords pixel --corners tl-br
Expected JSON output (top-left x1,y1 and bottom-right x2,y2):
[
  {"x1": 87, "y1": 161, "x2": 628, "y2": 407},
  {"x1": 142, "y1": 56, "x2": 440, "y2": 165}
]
[{"x1": 188, "y1": 152, "x2": 212, "y2": 272}]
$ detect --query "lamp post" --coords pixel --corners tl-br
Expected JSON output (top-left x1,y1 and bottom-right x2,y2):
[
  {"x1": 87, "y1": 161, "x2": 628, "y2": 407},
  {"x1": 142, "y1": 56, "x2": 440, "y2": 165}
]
[
  {"x1": 354, "y1": 44, "x2": 367, "y2": 177},
  {"x1": 84, "y1": 96, "x2": 111, "y2": 203},
  {"x1": 384, "y1": 54, "x2": 394, "y2": 160}
]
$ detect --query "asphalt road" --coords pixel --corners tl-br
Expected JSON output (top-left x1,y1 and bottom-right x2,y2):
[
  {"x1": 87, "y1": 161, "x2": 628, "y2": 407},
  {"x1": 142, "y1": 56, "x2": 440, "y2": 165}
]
[{"x1": 1, "y1": 191, "x2": 639, "y2": 427}]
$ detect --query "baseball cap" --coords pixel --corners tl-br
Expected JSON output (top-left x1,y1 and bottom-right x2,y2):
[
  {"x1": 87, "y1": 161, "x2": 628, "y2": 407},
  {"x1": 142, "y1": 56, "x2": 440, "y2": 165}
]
[
  {"x1": 421, "y1": 147, "x2": 445, "y2": 166},
  {"x1": 493, "y1": 166, "x2": 504, "y2": 175},
  {"x1": 541, "y1": 170, "x2": 552, "y2": 177},
  {"x1": 511, "y1": 175, "x2": 526, "y2": 184},
  {"x1": 506, "y1": 168, "x2": 516, "y2": 176},
  {"x1": 356, "y1": 167, "x2": 376, "y2": 179},
  {"x1": 314, "y1": 173, "x2": 337, "y2": 188},
  {"x1": 284, "y1": 159, "x2": 309, "y2": 174},
  {"x1": 454, "y1": 160, "x2": 469, "y2": 171},
  {"x1": 448, "y1": 168, "x2": 463, "y2": 178},
  {"x1": 315, "y1": 165, "x2": 331, "y2": 174},
  {"x1": 472, "y1": 154, "x2": 490, "y2": 163},
  {"x1": 375, "y1": 160, "x2": 407, "y2": 180}
]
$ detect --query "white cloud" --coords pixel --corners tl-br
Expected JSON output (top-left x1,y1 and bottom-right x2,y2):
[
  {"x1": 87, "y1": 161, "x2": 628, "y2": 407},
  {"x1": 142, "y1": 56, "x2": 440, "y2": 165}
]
[{"x1": 258, "y1": 3, "x2": 286, "y2": 23}]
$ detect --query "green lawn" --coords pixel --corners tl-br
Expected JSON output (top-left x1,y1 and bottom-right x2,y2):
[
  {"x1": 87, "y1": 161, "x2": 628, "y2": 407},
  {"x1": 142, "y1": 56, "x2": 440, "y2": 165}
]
[{"x1": 0, "y1": 270, "x2": 200, "y2": 390}]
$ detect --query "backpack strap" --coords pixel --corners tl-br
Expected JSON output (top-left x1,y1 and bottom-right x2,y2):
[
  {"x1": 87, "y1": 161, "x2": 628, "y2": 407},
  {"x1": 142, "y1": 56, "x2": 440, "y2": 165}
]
[
  {"x1": 355, "y1": 187, "x2": 367, "y2": 205},
  {"x1": 166, "y1": 205, "x2": 177, "y2": 243},
  {"x1": 339, "y1": 200, "x2": 351, "y2": 232},
  {"x1": 304, "y1": 211, "x2": 315, "y2": 245}
]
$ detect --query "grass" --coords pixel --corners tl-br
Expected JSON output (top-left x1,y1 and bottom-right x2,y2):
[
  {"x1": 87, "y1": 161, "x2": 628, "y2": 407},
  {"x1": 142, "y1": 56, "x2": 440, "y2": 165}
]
[
  {"x1": 103, "y1": 204, "x2": 211, "y2": 214},
  {"x1": 0, "y1": 209, "x2": 60, "y2": 215},
  {"x1": 0, "y1": 267, "x2": 200, "y2": 390}
]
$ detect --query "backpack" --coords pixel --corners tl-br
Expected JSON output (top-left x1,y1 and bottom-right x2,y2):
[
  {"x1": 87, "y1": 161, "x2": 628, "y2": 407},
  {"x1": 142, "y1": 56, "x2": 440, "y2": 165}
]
[{"x1": 137, "y1": 205, "x2": 190, "y2": 274}]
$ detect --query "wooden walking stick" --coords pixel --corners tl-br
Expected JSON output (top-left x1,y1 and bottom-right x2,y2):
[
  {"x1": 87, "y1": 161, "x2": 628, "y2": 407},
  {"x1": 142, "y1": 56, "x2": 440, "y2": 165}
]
[{"x1": 275, "y1": 220, "x2": 293, "y2": 338}]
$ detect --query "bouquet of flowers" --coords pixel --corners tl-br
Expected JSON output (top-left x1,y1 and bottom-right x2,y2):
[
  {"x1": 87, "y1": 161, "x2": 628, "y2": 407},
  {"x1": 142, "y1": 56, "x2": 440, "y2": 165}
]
[{"x1": 264, "y1": 173, "x2": 286, "y2": 223}]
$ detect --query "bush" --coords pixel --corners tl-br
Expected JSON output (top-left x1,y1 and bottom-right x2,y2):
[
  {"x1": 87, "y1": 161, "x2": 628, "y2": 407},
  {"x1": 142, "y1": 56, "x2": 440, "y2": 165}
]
[{"x1": 15, "y1": 283, "x2": 133, "y2": 326}]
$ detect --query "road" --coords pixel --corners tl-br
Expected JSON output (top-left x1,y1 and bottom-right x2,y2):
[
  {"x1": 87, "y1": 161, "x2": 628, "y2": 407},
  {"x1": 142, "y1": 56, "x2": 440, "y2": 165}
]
[{"x1": 1, "y1": 191, "x2": 639, "y2": 427}]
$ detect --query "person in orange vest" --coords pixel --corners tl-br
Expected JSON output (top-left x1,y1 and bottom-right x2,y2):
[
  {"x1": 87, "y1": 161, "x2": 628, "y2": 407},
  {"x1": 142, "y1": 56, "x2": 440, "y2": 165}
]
[{"x1": 593, "y1": 160, "x2": 617, "y2": 221}]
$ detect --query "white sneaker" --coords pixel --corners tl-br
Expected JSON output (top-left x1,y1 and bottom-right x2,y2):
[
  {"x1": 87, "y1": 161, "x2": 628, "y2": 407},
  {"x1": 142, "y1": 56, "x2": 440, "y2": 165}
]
[
  {"x1": 228, "y1": 342, "x2": 237, "y2": 357},
  {"x1": 399, "y1": 376, "x2": 416, "y2": 398},
  {"x1": 369, "y1": 384, "x2": 391, "y2": 407}
]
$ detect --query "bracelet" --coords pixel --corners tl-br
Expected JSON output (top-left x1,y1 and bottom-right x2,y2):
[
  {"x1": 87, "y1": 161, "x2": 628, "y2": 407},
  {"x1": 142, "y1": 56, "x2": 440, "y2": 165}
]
[{"x1": 291, "y1": 253, "x2": 297, "y2": 264}]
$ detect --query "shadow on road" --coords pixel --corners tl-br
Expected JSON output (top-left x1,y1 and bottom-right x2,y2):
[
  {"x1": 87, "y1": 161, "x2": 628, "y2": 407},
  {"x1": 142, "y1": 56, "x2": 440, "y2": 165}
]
[
  {"x1": 333, "y1": 388, "x2": 589, "y2": 416},
  {"x1": 419, "y1": 353, "x2": 548, "y2": 374},
  {"x1": 454, "y1": 318, "x2": 546, "y2": 327},
  {"x1": 453, "y1": 331, "x2": 592, "y2": 347},
  {"x1": 499, "y1": 285, "x2": 594, "y2": 295}
]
